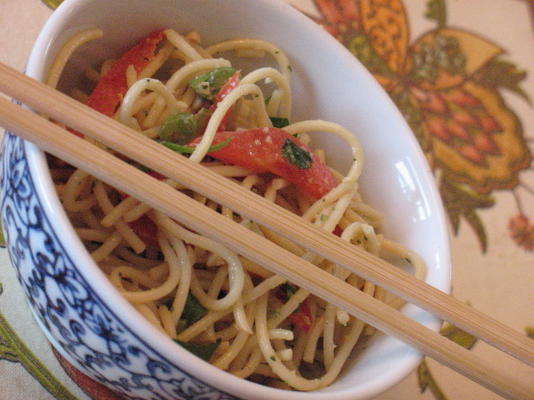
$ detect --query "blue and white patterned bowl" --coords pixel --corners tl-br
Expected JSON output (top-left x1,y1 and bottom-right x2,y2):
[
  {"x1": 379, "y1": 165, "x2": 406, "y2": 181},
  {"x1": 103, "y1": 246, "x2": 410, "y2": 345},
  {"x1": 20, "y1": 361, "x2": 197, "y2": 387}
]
[{"x1": 0, "y1": 0, "x2": 451, "y2": 399}]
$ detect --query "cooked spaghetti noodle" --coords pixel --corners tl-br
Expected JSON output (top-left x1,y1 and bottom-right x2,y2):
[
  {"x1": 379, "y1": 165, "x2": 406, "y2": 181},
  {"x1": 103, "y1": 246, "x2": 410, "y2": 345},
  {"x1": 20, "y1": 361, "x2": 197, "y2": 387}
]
[{"x1": 47, "y1": 28, "x2": 426, "y2": 391}]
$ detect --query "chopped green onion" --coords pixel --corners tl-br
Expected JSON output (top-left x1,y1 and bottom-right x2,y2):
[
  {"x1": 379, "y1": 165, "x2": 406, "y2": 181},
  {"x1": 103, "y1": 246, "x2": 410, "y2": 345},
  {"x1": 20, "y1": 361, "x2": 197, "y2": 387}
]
[
  {"x1": 161, "y1": 141, "x2": 196, "y2": 154},
  {"x1": 159, "y1": 112, "x2": 198, "y2": 143},
  {"x1": 189, "y1": 67, "x2": 237, "y2": 100},
  {"x1": 161, "y1": 137, "x2": 233, "y2": 155}
]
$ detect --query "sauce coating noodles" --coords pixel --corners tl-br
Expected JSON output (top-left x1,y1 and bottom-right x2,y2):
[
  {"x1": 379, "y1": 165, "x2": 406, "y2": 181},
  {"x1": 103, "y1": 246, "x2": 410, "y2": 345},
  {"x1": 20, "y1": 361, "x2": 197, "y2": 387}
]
[{"x1": 48, "y1": 28, "x2": 426, "y2": 391}]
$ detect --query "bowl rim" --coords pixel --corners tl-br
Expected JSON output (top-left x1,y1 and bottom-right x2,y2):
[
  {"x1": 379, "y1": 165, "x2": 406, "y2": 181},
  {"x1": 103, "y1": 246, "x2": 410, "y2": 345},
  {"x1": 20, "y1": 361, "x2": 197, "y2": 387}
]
[{"x1": 18, "y1": 0, "x2": 452, "y2": 398}]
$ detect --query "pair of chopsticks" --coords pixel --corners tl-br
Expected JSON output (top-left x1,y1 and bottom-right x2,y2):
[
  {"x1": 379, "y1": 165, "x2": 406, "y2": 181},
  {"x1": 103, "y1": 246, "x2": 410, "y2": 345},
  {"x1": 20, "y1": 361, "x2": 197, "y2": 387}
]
[{"x1": 0, "y1": 62, "x2": 532, "y2": 400}]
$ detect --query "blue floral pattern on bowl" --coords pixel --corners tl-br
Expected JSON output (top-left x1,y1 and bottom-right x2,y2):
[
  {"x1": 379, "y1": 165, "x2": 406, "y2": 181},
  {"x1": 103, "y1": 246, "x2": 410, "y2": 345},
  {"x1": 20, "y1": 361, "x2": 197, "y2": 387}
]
[{"x1": 0, "y1": 131, "x2": 236, "y2": 400}]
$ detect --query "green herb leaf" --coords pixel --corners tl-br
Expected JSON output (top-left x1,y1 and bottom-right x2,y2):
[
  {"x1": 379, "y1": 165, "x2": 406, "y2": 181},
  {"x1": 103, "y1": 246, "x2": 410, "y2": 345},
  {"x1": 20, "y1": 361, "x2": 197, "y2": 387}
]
[
  {"x1": 174, "y1": 339, "x2": 220, "y2": 362},
  {"x1": 526, "y1": 327, "x2": 534, "y2": 339},
  {"x1": 189, "y1": 67, "x2": 237, "y2": 100},
  {"x1": 270, "y1": 117, "x2": 290, "y2": 128},
  {"x1": 161, "y1": 141, "x2": 196, "y2": 154},
  {"x1": 205, "y1": 137, "x2": 233, "y2": 152},
  {"x1": 195, "y1": 108, "x2": 212, "y2": 133},
  {"x1": 281, "y1": 139, "x2": 312, "y2": 169},
  {"x1": 180, "y1": 294, "x2": 206, "y2": 327},
  {"x1": 159, "y1": 112, "x2": 198, "y2": 143},
  {"x1": 161, "y1": 137, "x2": 232, "y2": 155}
]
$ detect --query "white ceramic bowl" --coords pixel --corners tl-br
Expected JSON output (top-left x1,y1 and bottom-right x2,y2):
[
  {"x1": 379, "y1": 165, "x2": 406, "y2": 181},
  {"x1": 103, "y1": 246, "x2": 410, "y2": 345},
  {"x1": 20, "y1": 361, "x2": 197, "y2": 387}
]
[{"x1": 0, "y1": 0, "x2": 451, "y2": 399}]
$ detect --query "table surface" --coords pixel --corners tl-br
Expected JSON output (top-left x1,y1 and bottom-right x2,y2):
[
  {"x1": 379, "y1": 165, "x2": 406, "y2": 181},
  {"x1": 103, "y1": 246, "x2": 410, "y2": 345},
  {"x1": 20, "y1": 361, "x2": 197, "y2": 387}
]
[{"x1": 0, "y1": 1, "x2": 533, "y2": 399}]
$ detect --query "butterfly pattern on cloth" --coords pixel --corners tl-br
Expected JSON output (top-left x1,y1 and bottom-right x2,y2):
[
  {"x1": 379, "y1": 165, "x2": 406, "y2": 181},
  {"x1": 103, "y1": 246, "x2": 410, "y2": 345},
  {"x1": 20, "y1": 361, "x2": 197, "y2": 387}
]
[{"x1": 303, "y1": 0, "x2": 533, "y2": 252}]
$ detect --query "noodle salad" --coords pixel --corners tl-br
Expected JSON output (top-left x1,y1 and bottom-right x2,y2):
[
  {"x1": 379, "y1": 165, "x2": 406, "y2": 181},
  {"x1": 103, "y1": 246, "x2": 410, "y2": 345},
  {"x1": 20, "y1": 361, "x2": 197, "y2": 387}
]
[{"x1": 47, "y1": 28, "x2": 425, "y2": 391}]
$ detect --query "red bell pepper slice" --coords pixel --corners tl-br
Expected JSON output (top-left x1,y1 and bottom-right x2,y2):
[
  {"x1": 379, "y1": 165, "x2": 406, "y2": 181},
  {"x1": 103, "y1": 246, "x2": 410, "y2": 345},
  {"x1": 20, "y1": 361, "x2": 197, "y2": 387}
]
[
  {"x1": 333, "y1": 225, "x2": 343, "y2": 236},
  {"x1": 86, "y1": 29, "x2": 165, "y2": 116},
  {"x1": 209, "y1": 70, "x2": 241, "y2": 132},
  {"x1": 128, "y1": 215, "x2": 159, "y2": 248},
  {"x1": 289, "y1": 300, "x2": 313, "y2": 332},
  {"x1": 192, "y1": 128, "x2": 338, "y2": 199},
  {"x1": 119, "y1": 171, "x2": 163, "y2": 248},
  {"x1": 213, "y1": 71, "x2": 241, "y2": 104},
  {"x1": 86, "y1": 30, "x2": 164, "y2": 245}
]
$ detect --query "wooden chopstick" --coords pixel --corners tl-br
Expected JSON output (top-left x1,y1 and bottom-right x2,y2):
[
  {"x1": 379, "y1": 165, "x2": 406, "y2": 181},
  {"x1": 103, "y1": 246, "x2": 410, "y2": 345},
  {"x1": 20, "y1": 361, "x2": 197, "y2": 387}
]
[{"x1": 0, "y1": 63, "x2": 532, "y2": 400}]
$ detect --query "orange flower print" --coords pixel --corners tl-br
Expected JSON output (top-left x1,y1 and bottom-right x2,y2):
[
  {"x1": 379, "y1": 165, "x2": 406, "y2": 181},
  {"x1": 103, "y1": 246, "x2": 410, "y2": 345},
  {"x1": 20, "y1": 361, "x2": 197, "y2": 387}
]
[{"x1": 304, "y1": 0, "x2": 533, "y2": 252}]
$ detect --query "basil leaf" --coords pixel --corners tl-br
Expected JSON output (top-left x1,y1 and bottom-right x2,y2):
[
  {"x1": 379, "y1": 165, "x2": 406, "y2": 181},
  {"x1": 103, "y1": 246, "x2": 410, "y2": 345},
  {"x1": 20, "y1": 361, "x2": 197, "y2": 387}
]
[
  {"x1": 161, "y1": 137, "x2": 233, "y2": 155},
  {"x1": 189, "y1": 67, "x2": 237, "y2": 100},
  {"x1": 281, "y1": 139, "x2": 312, "y2": 169},
  {"x1": 270, "y1": 117, "x2": 290, "y2": 128},
  {"x1": 195, "y1": 108, "x2": 212, "y2": 133},
  {"x1": 174, "y1": 339, "x2": 221, "y2": 362},
  {"x1": 180, "y1": 294, "x2": 206, "y2": 327},
  {"x1": 176, "y1": 294, "x2": 206, "y2": 333},
  {"x1": 159, "y1": 112, "x2": 198, "y2": 143}
]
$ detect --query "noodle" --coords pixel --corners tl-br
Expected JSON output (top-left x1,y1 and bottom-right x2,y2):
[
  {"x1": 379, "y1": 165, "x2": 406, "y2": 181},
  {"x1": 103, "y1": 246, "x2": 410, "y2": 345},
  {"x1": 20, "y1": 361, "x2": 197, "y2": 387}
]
[{"x1": 47, "y1": 28, "x2": 427, "y2": 391}]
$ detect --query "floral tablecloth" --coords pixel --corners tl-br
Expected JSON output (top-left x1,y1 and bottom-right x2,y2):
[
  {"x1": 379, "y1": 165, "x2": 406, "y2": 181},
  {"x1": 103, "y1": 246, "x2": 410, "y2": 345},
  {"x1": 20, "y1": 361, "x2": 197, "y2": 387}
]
[{"x1": 0, "y1": 0, "x2": 532, "y2": 399}]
